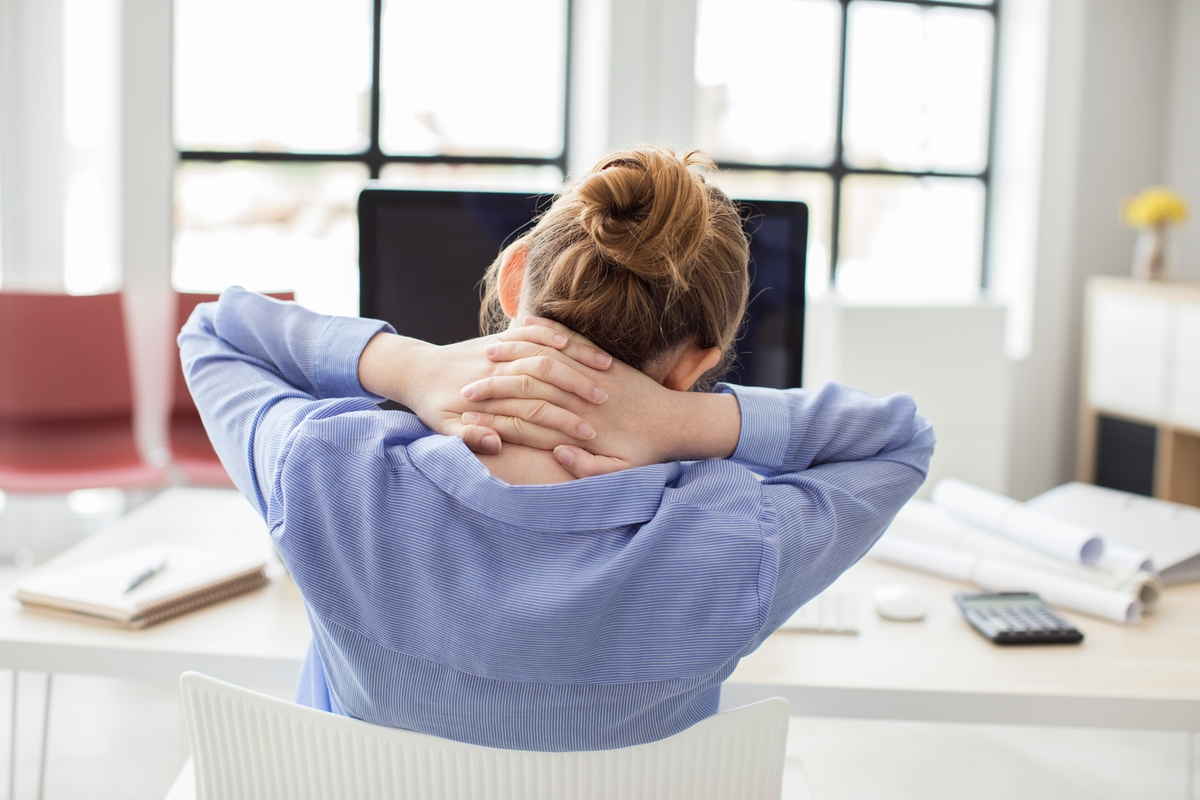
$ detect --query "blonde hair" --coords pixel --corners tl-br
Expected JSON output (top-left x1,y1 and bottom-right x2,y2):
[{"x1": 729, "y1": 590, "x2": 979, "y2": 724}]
[{"x1": 481, "y1": 147, "x2": 749, "y2": 387}]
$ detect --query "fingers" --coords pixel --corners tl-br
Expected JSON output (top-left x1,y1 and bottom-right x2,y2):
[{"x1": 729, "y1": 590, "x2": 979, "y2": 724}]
[
  {"x1": 464, "y1": 356, "x2": 607, "y2": 405},
  {"x1": 494, "y1": 326, "x2": 612, "y2": 370},
  {"x1": 461, "y1": 411, "x2": 584, "y2": 451},
  {"x1": 456, "y1": 424, "x2": 502, "y2": 455},
  {"x1": 464, "y1": 399, "x2": 594, "y2": 442},
  {"x1": 520, "y1": 316, "x2": 598, "y2": 347},
  {"x1": 553, "y1": 445, "x2": 629, "y2": 479}
]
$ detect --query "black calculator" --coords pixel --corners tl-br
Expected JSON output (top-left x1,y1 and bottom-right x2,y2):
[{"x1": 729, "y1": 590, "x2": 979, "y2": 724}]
[{"x1": 955, "y1": 592, "x2": 1084, "y2": 645}]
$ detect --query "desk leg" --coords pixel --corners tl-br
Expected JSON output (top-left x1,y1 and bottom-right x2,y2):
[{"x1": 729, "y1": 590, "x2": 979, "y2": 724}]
[
  {"x1": 1189, "y1": 731, "x2": 1197, "y2": 800},
  {"x1": 34, "y1": 673, "x2": 50, "y2": 800},
  {"x1": 7, "y1": 672, "x2": 14, "y2": 800}
]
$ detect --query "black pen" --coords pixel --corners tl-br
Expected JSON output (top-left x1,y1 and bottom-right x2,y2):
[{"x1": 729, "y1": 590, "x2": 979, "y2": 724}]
[{"x1": 123, "y1": 557, "x2": 168, "y2": 594}]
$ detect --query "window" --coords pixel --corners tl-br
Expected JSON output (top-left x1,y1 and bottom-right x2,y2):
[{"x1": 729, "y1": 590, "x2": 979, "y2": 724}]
[
  {"x1": 173, "y1": 0, "x2": 571, "y2": 316},
  {"x1": 695, "y1": 0, "x2": 998, "y2": 301}
]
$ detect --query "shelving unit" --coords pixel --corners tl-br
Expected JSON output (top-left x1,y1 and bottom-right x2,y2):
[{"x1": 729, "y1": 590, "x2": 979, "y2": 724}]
[{"x1": 1078, "y1": 276, "x2": 1200, "y2": 507}]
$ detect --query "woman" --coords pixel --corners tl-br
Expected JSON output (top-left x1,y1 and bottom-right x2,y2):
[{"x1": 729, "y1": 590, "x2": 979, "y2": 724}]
[{"x1": 179, "y1": 147, "x2": 934, "y2": 752}]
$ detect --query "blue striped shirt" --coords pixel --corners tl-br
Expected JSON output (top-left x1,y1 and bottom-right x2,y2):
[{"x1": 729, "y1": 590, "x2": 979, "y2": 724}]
[{"x1": 179, "y1": 287, "x2": 934, "y2": 751}]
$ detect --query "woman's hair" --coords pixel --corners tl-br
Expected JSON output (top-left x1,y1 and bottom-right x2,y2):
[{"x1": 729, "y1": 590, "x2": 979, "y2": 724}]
[{"x1": 480, "y1": 147, "x2": 750, "y2": 388}]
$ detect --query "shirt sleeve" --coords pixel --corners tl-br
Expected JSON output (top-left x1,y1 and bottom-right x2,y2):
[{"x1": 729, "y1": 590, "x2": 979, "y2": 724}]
[
  {"x1": 718, "y1": 382, "x2": 936, "y2": 645},
  {"x1": 177, "y1": 286, "x2": 395, "y2": 519}
]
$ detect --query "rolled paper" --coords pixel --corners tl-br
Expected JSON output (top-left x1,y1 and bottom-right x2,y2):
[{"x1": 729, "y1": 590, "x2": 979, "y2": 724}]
[
  {"x1": 932, "y1": 479, "x2": 1105, "y2": 565},
  {"x1": 971, "y1": 559, "x2": 1142, "y2": 625},
  {"x1": 891, "y1": 501, "x2": 1161, "y2": 612},
  {"x1": 869, "y1": 535, "x2": 976, "y2": 584},
  {"x1": 1100, "y1": 543, "x2": 1155, "y2": 574},
  {"x1": 871, "y1": 530, "x2": 1143, "y2": 625}
]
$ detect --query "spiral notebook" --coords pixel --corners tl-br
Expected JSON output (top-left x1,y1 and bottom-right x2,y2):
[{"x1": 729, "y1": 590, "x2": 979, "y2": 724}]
[{"x1": 15, "y1": 544, "x2": 269, "y2": 629}]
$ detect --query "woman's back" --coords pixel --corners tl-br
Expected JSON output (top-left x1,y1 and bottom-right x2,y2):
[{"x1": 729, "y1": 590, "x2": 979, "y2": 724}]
[{"x1": 178, "y1": 147, "x2": 935, "y2": 751}]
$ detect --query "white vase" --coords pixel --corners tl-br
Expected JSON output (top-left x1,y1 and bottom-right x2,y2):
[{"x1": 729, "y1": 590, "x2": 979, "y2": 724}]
[{"x1": 1131, "y1": 223, "x2": 1177, "y2": 281}]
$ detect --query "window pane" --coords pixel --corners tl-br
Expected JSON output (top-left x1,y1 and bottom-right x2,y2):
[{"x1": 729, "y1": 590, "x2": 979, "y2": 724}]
[
  {"x1": 380, "y1": 0, "x2": 566, "y2": 157},
  {"x1": 837, "y1": 175, "x2": 984, "y2": 301},
  {"x1": 843, "y1": 2, "x2": 993, "y2": 173},
  {"x1": 707, "y1": 170, "x2": 833, "y2": 299},
  {"x1": 379, "y1": 164, "x2": 564, "y2": 193},
  {"x1": 173, "y1": 162, "x2": 367, "y2": 316},
  {"x1": 695, "y1": 0, "x2": 841, "y2": 166},
  {"x1": 174, "y1": 0, "x2": 373, "y2": 153}
]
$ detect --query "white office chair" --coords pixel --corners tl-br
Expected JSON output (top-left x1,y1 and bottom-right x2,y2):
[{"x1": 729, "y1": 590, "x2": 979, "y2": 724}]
[{"x1": 166, "y1": 671, "x2": 799, "y2": 800}]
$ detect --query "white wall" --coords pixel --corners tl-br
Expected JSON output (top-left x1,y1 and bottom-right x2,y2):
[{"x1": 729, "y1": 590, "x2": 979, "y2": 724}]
[
  {"x1": 805, "y1": 301, "x2": 1011, "y2": 499},
  {"x1": 0, "y1": 0, "x2": 67, "y2": 290},
  {"x1": 1166, "y1": 0, "x2": 1200, "y2": 278},
  {"x1": 1006, "y1": 0, "x2": 1176, "y2": 500}
]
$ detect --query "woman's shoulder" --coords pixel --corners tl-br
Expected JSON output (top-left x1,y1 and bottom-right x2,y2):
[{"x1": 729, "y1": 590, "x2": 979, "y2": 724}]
[
  {"x1": 286, "y1": 408, "x2": 435, "y2": 462},
  {"x1": 659, "y1": 457, "x2": 766, "y2": 516}
]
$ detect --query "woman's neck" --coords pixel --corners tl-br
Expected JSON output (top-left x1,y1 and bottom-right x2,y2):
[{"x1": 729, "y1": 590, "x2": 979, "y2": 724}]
[{"x1": 474, "y1": 444, "x2": 576, "y2": 485}]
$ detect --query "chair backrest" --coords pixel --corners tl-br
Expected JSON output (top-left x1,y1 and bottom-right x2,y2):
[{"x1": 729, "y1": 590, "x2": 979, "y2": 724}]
[
  {"x1": 180, "y1": 672, "x2": 789, "y2": 800},
  {"x1": 173, "y1": 291, "x2": 295, "y2": 417},
  {"x1": 0, "y1": 291, "x2": 133, "y2": 421}
]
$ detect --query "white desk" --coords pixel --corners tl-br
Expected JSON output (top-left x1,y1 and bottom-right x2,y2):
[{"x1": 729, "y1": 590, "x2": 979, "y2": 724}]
[
  {"x1": 1, "y1": 489, "x2": 310, "y2": 689},
  {"x1": 724, "y1": 559, "x2": 1200, "y2": 733},
  {"x1": 3, "y1": 489, "x2": 1198, "y2": 790}
]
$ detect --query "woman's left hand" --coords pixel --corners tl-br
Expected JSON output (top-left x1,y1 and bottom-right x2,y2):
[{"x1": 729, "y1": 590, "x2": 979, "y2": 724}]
[
  {"x1": 460, "y1": 317, "x2": 743, "y2": 477},
  {"x1": 358, "y1": 323, "x2": 612, "y2": 454}
]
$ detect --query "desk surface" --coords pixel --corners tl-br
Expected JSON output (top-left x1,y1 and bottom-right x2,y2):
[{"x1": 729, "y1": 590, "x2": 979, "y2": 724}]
[
  {"x1": 0, "y1": 489, "x2": 310, "y2": 688},
  {"x1": 3, "y1": 489, "x2": 1198, "y2": 730},
  {"x1": 725, "y1": 558, "x2": 1200, "y2": 731}
]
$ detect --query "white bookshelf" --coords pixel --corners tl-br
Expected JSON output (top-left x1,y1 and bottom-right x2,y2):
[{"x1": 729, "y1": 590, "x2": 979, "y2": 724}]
[{"x1": 1079, "y1": 276, "x2": 1200, "y2": 507}]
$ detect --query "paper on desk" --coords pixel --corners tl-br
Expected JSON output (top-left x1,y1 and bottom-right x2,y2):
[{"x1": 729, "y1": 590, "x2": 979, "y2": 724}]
[
  {"x1": 870, "y1": 534, "x2": 1143, "y2": 625},
  {"x1": 932, "y1": 479, "x2": 1105, "y2": 565},
  {"x1": 1100, "y1": 543, "x2": 1155, "y2": 574},
  {"x1": 892, "y1": 501, "x2": 1161, "y2": 611}
]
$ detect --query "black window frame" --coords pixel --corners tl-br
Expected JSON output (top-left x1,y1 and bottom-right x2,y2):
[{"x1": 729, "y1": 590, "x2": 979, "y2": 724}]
[
  {"x1": 710, "y1": 0, "x2": 1002, "y2": 290},
  {"x1": 175, "y1": 0, "x2": 574, "y2": 179}
]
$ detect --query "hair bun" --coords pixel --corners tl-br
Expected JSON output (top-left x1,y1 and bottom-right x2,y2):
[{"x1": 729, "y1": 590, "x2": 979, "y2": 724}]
[{"x1": 576, "y1": 148, "x2": 713, "y2": 287}]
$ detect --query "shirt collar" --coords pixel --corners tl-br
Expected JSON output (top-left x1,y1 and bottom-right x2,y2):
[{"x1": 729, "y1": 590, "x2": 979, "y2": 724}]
[{"x1": 406, "y1": 435, "x2": 678, "y2": 532}]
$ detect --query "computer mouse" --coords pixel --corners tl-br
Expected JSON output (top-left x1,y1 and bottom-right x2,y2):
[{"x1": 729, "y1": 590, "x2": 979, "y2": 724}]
[{"x1": 873, "y1": 583, "x2": 929, "y2": 621}]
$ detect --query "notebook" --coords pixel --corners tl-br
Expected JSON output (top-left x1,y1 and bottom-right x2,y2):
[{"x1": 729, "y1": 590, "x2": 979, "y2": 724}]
[{"x1": 15, "y1": 544, "x2": 270, "y2": 629}]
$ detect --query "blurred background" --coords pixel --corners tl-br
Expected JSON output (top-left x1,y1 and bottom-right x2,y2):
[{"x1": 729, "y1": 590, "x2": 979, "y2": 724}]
[{"x1": 2, "y1": 0, "x2": 1196, "y2": 506}]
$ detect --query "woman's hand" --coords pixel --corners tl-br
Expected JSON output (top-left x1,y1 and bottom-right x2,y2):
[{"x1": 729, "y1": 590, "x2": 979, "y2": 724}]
[
  {"x1": 357, "y1": 324, "x2": 613, "y2": 454},
  {"x1": 460, "y1": 317, "x2": 742, "y2": 477}
]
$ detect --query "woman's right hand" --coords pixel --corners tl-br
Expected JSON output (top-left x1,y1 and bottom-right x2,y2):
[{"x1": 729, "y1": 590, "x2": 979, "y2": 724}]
[
  {"x1": 358, "y1": 323, "x2": 613, "y2": 455},
  {"x1": 459, "y1": 318, "x2": 742, "y2": 478}
]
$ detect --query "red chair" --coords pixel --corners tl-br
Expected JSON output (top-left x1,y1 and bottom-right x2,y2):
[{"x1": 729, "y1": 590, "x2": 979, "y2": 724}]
[
  {"x1": 0, "y1": 292, "x2": 166, "y2": 492},
  {"x1": 171, "y1": 292, "x2": 294, "y2": 486}
]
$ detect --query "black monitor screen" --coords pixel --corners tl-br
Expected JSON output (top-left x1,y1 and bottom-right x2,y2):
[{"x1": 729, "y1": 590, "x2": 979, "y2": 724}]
[{"x1": 358, "y1": 188, "x2": 806, "y2": 389}]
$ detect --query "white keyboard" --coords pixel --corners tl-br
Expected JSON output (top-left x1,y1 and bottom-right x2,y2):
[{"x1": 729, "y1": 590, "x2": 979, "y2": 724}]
[{"x1": 779, "y1": 592, "x2": 859, "y2": 635}]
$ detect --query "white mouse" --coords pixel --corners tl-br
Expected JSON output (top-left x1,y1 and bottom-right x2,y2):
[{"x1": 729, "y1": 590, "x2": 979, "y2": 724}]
[{"x1": 873, "y1": 583, "x2": 928, "y2": 622}]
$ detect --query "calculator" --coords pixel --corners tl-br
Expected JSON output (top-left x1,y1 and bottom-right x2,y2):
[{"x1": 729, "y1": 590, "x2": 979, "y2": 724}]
[{"x1": 954, "y1": 592, "x2": 1084, "y2": 645}]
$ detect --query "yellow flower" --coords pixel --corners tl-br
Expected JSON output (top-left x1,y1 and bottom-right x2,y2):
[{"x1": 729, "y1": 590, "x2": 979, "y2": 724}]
[{"x1": 1122, "y1": 187, "x2": 1189, "y2": 228}]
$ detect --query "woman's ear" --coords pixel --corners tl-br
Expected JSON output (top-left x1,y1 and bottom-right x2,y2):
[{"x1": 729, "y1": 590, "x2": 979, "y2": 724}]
[
  {"x1": 662, "y1": 344, "x2": 722, "y2": 392},
  {"x1": 498, "y1": 243, "x2": 528, "y2": 318}
]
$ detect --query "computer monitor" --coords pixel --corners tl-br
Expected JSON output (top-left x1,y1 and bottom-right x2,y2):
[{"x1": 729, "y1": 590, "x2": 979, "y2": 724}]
[{"x1": 358, "y1": 187, "x2": 807, "y2": 389}]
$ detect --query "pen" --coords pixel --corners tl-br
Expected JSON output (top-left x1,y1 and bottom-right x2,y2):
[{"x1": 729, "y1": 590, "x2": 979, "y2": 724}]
[{"x1": 123, "y1": 557, "x2": 168, "y2": 594}]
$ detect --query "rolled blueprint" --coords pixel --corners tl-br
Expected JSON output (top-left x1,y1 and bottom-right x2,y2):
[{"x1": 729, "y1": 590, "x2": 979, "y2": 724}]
[
  {"x1": 1099, "y1": 543, "x2": 1155, "y2": 574},
  {"x1": 892, "y1": 501, "x2": 1160, "y2": 611},
  {"x1": 869, "y1": 534, "x2": 975, "y2": 584},
  {"x1": 932, "y1": 478, "x2": 1105, "y2": 565},
  {"x1": 870, "y1": 533, "x2": 1143, "y2": 625},
  {"x1": 971, "y1": 559, "x2": 1141, "y2": 625}
]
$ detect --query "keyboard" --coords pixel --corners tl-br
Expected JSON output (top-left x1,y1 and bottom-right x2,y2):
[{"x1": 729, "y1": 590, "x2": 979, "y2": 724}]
[{"x1": 779, "y1": 592, "x2": 859, "y2": 635}]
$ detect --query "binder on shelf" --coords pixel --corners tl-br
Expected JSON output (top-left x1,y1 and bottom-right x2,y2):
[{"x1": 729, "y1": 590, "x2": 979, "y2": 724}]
[{"x1": 1028, "y1": 482, "x2": 1200, "y2": 586}]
